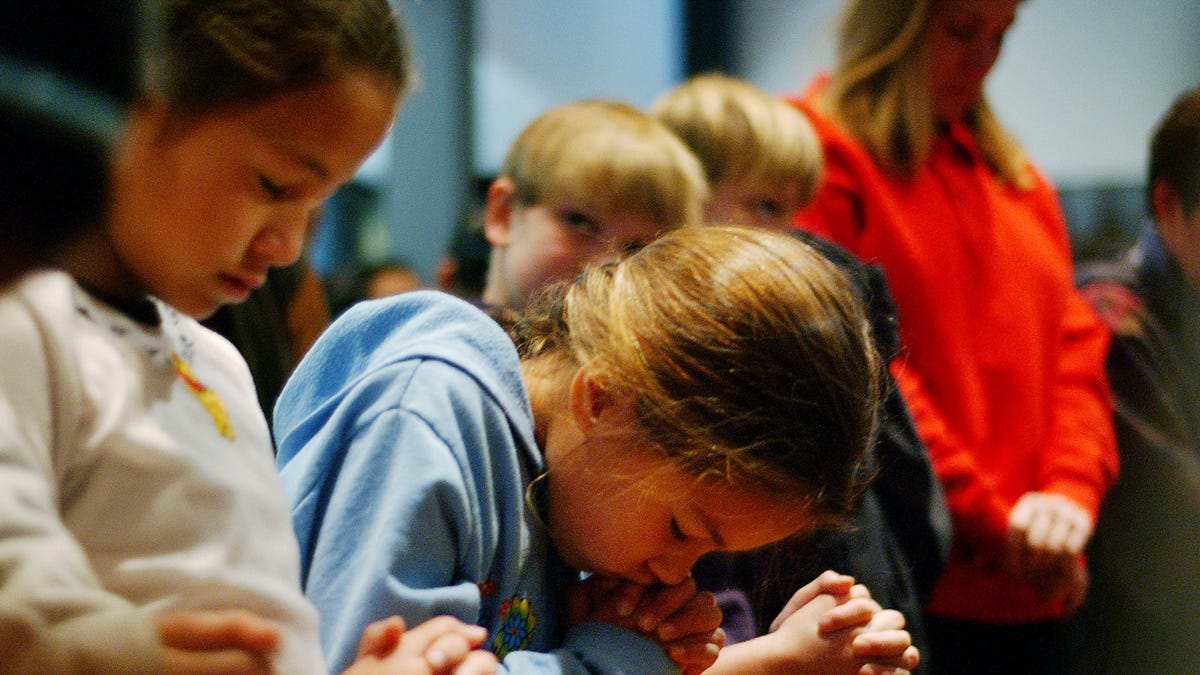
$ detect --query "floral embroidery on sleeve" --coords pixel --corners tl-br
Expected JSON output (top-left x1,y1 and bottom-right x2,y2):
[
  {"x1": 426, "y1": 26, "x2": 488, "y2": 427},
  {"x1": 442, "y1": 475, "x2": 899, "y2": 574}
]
[{"x1": 491, "y1": 595, "x2": 536, "y2": 658}]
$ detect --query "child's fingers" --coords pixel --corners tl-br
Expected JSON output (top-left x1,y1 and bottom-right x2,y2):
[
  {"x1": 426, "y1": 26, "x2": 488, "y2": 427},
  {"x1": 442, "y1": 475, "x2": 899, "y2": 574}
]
[
  {"x1": 852, "y1": 628, "x2": 913, "y2": 657},
  {"x1": 450, "y1": 650, "x2": 500, "y2": 675},
  {"x1": 612, "y1": 579, "x2": 650, "y2": 617},
  {"x1": 654, "y1": 591, "x2": 721, "y2": 641},
  {"x1": 160, "y1": 647, "x2": 273, "y2": 675},
  {"x1": 847, "y1": 583, "x2": 873, "y2": 601},
  {"x1": 858, "y1": 665, "x2": 913, "y2": 675},
  {"x1": 863, "y1": 608, "x2": 907, "y2": 632},
  {"x1": 769, "y1": 570, "x2": 854, "y2": 633},
  {"x1": 563, "y1": 580, "x2": 594, "y2": 626},
  {"x1": 665, "y1": 629, "x2": 724, "y2": 674},
  {"x1": 354, "y1": 616, "x2": 404, "y2": 660},
  {"x1": 156, "y1": 609, "x2": 281, "y2": 654},
  {"x1": 423, "y1": 632, "x2": 483, "y2": 672},
  {"x1": 402, "y1": 616, "x2": 490, "y2": 653},
  {"x1": 633, "y1": 577, "x2": 699, "y2": 632},
  {"x1": 854, "y1": 644, "x2": 920, "y2": 673},
  {"x1": 818, "y1": 596, "x2": 882, "y2": 635}
]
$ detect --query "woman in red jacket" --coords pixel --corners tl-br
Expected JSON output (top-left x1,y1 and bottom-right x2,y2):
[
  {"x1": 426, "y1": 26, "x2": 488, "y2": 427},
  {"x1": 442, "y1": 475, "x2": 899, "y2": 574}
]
[{"x1": 791, "y1": 1, "x2": 1118, "y2": 672}]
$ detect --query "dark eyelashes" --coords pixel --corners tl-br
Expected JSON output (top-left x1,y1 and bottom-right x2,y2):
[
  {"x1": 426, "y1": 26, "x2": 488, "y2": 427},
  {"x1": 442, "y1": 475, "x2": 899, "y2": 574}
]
[
  {"x1": 258, "y1": 174, "x2": 284, "y2": 199},
  {"x1": 669, "y1": 518, "x2": 687, "y2": 542}
]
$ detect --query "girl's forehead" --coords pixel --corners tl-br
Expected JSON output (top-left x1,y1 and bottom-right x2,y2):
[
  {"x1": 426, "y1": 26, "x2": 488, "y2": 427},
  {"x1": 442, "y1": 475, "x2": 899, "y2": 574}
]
[
  {"x1": 680, "y1": 476, "x2": 812, "y2": 549},
  {"x1": 619, "y1": 457, "x2": 811, "y2": 545}
]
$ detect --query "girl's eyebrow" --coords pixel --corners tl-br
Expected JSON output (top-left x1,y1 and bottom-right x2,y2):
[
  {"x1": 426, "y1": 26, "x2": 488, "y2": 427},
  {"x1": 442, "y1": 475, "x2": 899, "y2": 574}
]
[
  {"x1": 273, "y1": 140, "x2": 330, "y2": 180},
  {"x1": 292, "y1": 150, "x2": 330, "y2": 180},
  {"x1": 696, "y1": 509, "x2": 727, "y2": 548}
]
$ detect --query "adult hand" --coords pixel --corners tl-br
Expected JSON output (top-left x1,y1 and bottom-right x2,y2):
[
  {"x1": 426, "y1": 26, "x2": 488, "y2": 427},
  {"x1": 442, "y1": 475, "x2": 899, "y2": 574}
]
[{"x1": 1006, "y1": 492, "x2": 1093, "y2": 609}]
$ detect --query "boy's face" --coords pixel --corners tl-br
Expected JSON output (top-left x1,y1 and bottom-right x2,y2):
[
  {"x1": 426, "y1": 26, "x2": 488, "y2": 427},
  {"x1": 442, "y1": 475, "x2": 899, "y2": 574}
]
[
  {"x1": 1154, "y1": 180, "x2": 1200, "y2": 288},
  {"x1": 705, "y1": 176, "x2": 805, "y2": 232},
  {"x1": 484, "y1": 178, "x2": 664, "y2": 308},
  {"x1": 108, "y1": 72, "x2": 397, "y2": 318}
]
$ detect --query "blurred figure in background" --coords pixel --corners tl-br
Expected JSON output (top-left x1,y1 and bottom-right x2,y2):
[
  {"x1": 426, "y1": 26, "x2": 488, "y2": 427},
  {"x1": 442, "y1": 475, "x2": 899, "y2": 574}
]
[
  {"x1": 651, "y1": 72, "x2": 823, "y2": 232},
  {"x1": 1073, "y1": 84, "x2": 1200, "y2": 674},
  {"x1": 434, "y1": 215, "x2": 491, "y2": 300},
  {"x1": 789, "y1": 1, "x2": 1118, "y2": 672},
  {"x1": 327, "y1": 258, "x2": 423, "y2": 317},
  {"x1": 0, "y1": 1, "x2": 140, "y2": 288},
  {"x1": 478, "y1": 99, "x2": 707, "y2": 312}
]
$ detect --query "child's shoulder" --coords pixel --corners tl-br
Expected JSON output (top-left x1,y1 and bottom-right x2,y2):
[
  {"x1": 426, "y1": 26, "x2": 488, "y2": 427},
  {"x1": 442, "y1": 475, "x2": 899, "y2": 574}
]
[
  {"x1": 326, "y1": 289, "x2": 515, "y2": 376},
  {"x1": 3, "y1": 269, "x2": 78, "y2": 311},
  {"x1": 0, "y1": 271, "x2": 97, "y2": 355},
  {"x1": 279, "y1": 289, "x2": 530, "y2": 446}
]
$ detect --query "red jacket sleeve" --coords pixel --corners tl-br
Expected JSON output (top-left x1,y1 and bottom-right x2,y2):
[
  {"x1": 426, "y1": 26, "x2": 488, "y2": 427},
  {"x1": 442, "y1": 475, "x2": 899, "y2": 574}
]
[
  {"x1": 888, "y1": 360, "x2": 1013, "y2": 558},
  {"x1": 1032, "y1": 177, "x2": 1119, "y2": 515}
]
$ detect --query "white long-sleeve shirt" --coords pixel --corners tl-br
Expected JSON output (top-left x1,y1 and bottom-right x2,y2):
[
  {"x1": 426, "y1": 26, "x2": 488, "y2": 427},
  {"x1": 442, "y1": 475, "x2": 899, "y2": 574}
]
[{"x1": 0, "y1": 271, "x2": 321, "y2": 674}]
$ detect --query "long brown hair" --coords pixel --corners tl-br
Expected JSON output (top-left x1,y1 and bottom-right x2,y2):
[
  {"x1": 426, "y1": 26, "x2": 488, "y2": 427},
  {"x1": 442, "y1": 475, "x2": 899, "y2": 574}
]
[{"x1": 512, "y1": 225, "x2": 880, "y2": 523}]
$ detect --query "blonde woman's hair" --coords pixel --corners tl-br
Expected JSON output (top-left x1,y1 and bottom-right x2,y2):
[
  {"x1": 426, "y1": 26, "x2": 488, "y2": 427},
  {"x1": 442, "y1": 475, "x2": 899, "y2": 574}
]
[
  {"x1": 821, "y1": 0, "x2": 1031, "y2": 188},
  {"x1": 501, "y1": 100, "x2": 709, "y2": 231},
  {"x1": 512, "y1": 225, "x2": 880, "y2": 523},
  {"x1": 651, "y1": 72, "x2": 823, "y2": 205}
]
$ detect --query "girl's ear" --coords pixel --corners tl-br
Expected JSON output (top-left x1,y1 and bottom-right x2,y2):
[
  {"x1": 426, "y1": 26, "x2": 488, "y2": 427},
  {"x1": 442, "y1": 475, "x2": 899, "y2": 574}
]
[
  {"x1": 568, "y1": 362, "x2": 621, "y2": 435},
  {"x1": 483, "y1": 177, "x2": 516, "y2": 248}
]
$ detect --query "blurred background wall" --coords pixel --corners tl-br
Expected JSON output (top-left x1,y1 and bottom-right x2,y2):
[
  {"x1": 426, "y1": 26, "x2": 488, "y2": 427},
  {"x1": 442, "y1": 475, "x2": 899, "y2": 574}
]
[{"x1": 311, "y1": 0, "x2": 1200, "y2": 285}]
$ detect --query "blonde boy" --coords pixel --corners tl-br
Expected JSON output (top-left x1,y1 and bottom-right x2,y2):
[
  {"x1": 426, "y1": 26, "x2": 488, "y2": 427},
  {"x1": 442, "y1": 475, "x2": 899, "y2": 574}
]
[
  {"x1": 481, "y1": 100, "x2": 708, "y2": 309},
  {"x1": 650, "y1": 73, "x2": 822, "y2": 232}
]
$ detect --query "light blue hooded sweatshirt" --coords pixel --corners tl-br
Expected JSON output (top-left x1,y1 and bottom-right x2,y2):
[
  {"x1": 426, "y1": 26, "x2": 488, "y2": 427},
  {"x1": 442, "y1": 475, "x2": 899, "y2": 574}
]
[{"x1": 274, "y1": 291, "x2": 674, "y2": 674}]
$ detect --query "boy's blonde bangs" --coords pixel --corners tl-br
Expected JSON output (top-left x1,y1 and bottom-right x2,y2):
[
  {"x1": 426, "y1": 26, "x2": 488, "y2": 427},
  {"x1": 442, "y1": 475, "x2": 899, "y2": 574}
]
[
  {"x1": 652, "y1": 74, "x2": 822, "y2": 203},
  {"x1": 503, "y1": 100, "x2": 707, "y2": 229},
  {"x1": 734, "y1": 104, "x2": 822, "y2": 200}
]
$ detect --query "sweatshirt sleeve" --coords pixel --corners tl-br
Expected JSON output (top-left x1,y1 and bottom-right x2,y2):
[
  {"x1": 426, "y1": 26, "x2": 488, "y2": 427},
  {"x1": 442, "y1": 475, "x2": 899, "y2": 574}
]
[
  {"x1": 496, "y1": 623, "x2": 676, "y2": 674},
  {"x1": 888, "y1": 362, "x2": 1012, "y2": 557},
  {"x1": 1028, "y1": 173, "x2": 1119, "y2": 516},
  {"x1": 281, "y1": 359, "x2": 679, "y2": 675},
  {"x1": 286, "y1": 400, "x2": 487, "y2": 674},
  {"x1": 1040, "y1": 288, "x2": 1119, "y2": 516},
  {"x1": 0, "y1": 294, "x2": 163, "y2": 674}
]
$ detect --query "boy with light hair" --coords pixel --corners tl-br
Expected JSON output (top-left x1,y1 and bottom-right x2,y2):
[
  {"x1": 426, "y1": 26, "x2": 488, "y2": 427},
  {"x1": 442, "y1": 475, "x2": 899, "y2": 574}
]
[
  {"x1": 480, "y1": 99, "x2": 708, "y2": 309},
  {"x1": 650, "y1": 72, "x2": 822, "y2": 232}
]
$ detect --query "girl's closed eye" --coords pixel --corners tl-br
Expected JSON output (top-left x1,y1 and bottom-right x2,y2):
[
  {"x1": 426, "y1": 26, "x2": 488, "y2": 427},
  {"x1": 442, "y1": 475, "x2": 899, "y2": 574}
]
[
  {"x1": 669, "y1": 517, "x2": 688, "y2": 542},
  {"x1": 257, "y1": 173, "x2": 285, "y2": 200}
]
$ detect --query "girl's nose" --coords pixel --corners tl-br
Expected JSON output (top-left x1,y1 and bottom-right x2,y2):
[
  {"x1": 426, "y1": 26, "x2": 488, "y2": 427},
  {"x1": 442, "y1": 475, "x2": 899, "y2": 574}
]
[
  {"x1": 251, "y1": 213, "x2": 309, "y2": 266},
  {"x1": 646, "y1": 546, "x2": 708, "y2": 586},
  {"x1": 647, "y1": 559, "x2": 692, "y2": 586}
]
